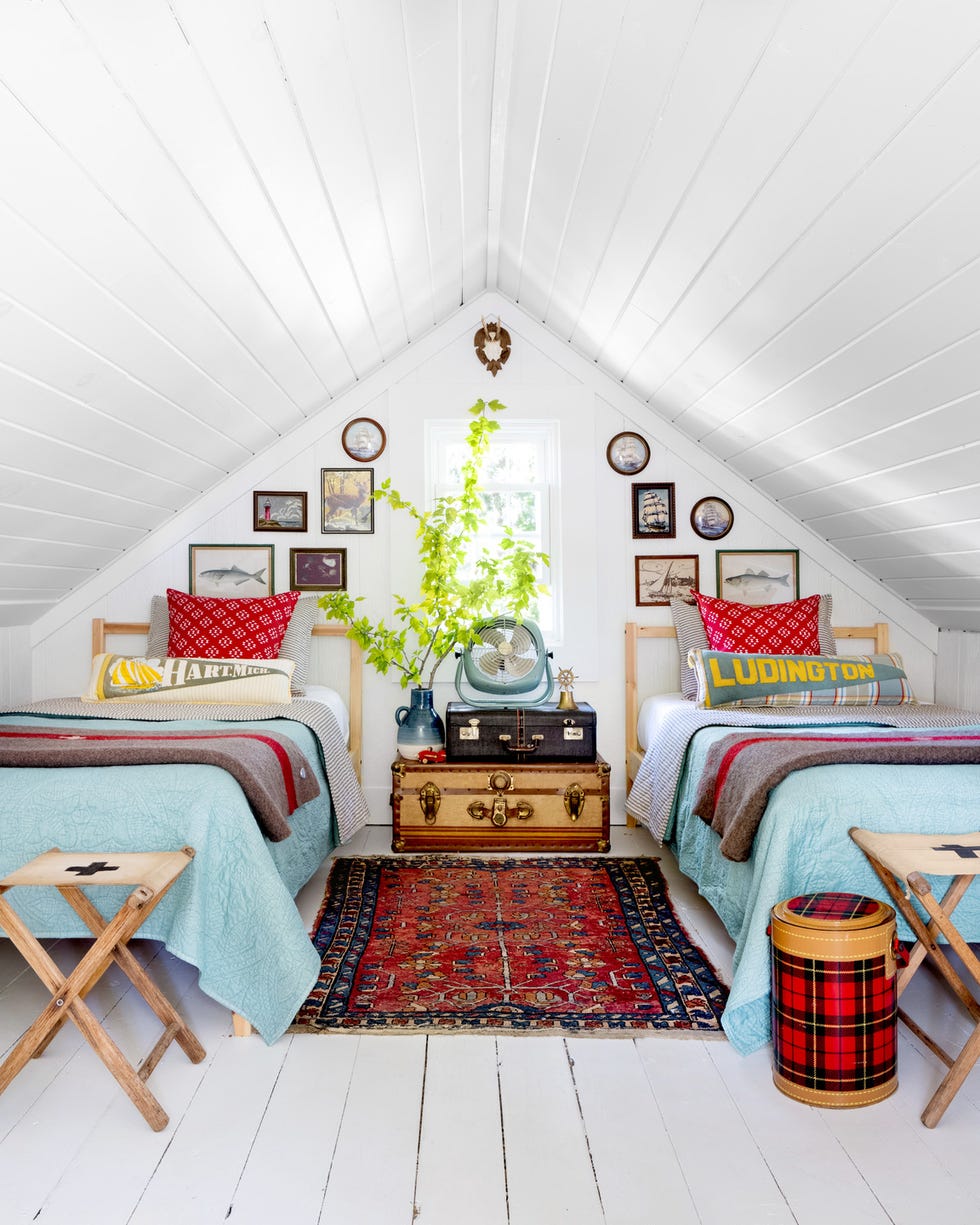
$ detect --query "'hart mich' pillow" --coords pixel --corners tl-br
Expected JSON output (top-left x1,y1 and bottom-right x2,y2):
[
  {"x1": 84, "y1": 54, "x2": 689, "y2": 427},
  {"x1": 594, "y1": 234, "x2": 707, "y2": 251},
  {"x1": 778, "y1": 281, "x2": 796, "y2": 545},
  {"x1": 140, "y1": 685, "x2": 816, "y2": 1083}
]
[
  {"x1": 83, "y1": 654, "x2": 295, "y2": 704},
  {"x1": 689, "y1": 649, "x2": 916, "y2": 710}
]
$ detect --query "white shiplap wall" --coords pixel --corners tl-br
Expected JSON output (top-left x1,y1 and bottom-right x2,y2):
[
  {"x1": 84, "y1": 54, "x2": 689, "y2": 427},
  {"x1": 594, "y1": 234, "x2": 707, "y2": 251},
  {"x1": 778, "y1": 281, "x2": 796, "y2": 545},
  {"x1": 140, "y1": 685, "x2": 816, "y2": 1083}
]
[
  {"x1": 935, "y1": 630, "x2": 980, "y2": 709},
  {"x1": 23, "y1": 300, "x2": 944, "y2": 825}
]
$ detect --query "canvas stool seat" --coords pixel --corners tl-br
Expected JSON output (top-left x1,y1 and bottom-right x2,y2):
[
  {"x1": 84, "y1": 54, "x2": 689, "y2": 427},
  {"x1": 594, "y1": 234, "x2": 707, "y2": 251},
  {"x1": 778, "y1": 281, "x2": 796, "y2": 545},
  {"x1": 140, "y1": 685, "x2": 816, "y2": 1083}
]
[
  {"x1": 0, "y1": 847, "x2": 205, "y2": 1132},
  {"x1": 849, "y1": 827, "x2": 980, "y2": 1127}
]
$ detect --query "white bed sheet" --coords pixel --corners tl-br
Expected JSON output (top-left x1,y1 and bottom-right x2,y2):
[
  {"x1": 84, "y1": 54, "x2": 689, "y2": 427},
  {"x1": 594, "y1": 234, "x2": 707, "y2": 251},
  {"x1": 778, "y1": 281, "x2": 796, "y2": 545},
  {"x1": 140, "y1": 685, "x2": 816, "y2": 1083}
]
[{"x1": 302, "y1": 684, "x2": 349, "y2": 741}]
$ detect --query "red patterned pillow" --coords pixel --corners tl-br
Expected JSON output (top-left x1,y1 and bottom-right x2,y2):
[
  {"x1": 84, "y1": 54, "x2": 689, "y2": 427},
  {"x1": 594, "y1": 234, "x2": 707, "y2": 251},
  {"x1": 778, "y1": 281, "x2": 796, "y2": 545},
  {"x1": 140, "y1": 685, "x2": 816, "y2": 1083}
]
[
  {"x1": 166, "y1": 589, "x2": 300, "y2": 659},
  {"x1": 693, "y1": 592, "x2": 822, "y2": 655}
]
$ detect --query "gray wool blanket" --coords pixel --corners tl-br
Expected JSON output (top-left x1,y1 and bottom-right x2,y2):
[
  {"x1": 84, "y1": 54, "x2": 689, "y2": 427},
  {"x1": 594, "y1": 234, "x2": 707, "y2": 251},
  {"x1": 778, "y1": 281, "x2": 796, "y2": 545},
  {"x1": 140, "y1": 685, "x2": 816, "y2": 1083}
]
[
  {"x1": 693, "y1": 730, "x2": 980, "y2": 862},
  {"x1": 0, "y1": 724, "x2": 320, "y2": 842}
]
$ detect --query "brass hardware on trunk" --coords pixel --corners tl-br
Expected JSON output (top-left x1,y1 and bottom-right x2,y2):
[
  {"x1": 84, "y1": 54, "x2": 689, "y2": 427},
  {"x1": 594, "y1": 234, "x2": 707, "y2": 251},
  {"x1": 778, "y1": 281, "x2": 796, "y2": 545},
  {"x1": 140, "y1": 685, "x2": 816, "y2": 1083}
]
[
  {"x1": 467, "y1": 769, "x2": 533, "y2": 826},
  {"x1": 564, "y1": 782, "x2": 586, "y2": 821},
  {"x1": 418, "y1": 781, "x2": 441, "y2": 824}
]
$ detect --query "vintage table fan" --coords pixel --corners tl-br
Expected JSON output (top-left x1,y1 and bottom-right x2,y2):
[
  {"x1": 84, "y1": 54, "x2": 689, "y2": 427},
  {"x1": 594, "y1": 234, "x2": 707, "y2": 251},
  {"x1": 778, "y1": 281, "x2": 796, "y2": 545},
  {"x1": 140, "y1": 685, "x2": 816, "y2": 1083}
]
[{"x1": 455, "y1": 618, "x2": 554, "y2": 706}]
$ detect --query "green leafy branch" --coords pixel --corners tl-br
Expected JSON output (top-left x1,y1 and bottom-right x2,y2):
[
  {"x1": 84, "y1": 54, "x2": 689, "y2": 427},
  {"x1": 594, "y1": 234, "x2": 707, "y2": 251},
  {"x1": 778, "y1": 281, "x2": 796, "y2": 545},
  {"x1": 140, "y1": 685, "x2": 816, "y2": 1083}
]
[{"x1": 319, "y1": 399, "x2": 549, "y2": 688}]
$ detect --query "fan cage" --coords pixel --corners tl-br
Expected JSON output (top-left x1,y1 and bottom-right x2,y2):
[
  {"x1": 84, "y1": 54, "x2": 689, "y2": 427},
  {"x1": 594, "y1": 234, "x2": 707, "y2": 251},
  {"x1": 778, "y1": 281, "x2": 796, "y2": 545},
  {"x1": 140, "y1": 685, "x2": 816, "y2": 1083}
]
[{"x1": 455, "y1": 618, "x2": 554, "y2": 705}]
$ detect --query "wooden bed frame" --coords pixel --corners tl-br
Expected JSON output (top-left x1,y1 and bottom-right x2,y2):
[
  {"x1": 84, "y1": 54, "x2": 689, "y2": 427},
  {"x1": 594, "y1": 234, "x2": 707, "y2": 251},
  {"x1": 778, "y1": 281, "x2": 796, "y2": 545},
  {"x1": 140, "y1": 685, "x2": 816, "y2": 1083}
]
[
  {"x1": 92, "y1": 618, "x2": 364, "y2": 1037},
  {"x1": 92, "y1": 618, "x2": 363, "y2": 781},
  {"x1": 624, "y1": 620, "x2": 891, "y2": 795}
]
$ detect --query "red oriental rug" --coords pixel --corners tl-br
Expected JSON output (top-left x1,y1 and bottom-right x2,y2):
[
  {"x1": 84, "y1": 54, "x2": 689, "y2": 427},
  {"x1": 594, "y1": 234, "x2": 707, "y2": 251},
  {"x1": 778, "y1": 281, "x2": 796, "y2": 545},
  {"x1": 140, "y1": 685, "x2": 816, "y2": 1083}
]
[{"x1": 289, "y1": 856, "x2": 728, "y2": 1035}]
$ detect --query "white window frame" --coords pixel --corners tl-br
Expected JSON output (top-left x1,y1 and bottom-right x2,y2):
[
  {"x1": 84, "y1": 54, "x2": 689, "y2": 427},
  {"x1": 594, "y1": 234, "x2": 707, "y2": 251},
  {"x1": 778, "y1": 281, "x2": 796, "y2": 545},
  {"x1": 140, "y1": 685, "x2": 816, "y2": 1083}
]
[
  {"x1": 387, "y1": 386, "x2": 598, "y2": 683},
  {"x1": 426, "y1": 419, "x2": 561, "y2": 640}
]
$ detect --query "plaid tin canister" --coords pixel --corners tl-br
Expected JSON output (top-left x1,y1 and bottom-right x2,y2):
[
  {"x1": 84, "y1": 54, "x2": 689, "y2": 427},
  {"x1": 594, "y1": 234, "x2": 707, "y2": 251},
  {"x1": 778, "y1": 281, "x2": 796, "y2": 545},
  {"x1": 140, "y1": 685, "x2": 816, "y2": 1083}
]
[{"x1": 770, "y1": 892, "x2": 898, "y2": 1108}]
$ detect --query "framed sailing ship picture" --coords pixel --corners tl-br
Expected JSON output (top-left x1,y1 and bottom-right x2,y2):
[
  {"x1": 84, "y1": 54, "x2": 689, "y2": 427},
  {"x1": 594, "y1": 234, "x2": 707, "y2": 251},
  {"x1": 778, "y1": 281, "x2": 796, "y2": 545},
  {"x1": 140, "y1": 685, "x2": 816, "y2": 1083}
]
[
  {"x1": 690, "y1": 496, "x2": 733, "y2": 540},
  {"x1": 631, "y1": 483, "x2": 675, "y2": 539},
  {"x1": 635, "y1": 554, "x2": 700, "y2": 606}
]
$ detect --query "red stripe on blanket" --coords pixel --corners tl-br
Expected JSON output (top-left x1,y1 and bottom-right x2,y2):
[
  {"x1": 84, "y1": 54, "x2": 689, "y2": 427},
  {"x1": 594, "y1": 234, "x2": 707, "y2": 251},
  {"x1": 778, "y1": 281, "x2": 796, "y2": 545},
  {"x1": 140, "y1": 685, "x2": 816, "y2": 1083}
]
[
  {"x1": 0, "y1": 729, "x2": 300, "y2": 813},
  {"x1": 713, "y1": 734, "x2": 980, "y2": 813}
]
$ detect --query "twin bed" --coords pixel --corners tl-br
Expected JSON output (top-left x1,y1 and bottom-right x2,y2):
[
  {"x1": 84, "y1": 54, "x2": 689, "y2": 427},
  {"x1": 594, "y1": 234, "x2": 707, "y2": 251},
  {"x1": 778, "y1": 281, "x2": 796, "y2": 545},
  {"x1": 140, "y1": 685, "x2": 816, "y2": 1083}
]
[
  {"x1": 624, "y1": 619, "x2": 980, "y2": 1054},
  {"x1": 0, "y1": 617, "x2": 369, "y2": 1044}
]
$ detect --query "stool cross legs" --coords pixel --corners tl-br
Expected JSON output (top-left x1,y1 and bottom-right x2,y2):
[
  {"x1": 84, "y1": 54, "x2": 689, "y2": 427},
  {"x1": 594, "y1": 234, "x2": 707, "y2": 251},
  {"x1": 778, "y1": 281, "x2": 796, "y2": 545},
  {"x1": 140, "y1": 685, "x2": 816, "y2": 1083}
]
[
  {"x1": 850, "y1": 827, "x2": 980, "y2": 1128},
  {"x1": 0, "y1": 847, "x2": 206, "y2": 1132}
]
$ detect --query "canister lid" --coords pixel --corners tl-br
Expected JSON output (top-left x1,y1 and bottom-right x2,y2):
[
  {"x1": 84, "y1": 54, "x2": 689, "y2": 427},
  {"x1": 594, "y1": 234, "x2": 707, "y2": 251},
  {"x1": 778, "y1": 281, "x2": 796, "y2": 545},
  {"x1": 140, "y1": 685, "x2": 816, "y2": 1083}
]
[{"x1": 772, "y1": 891, "x2": 893, "y2": 930}]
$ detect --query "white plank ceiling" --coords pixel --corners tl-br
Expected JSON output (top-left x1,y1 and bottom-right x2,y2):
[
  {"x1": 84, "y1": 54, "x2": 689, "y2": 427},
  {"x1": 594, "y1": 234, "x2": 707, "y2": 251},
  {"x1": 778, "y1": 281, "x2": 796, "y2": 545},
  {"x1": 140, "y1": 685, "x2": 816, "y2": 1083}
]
[{"x1": 1, "y1": 0, "x2": 979, "y2": 631}]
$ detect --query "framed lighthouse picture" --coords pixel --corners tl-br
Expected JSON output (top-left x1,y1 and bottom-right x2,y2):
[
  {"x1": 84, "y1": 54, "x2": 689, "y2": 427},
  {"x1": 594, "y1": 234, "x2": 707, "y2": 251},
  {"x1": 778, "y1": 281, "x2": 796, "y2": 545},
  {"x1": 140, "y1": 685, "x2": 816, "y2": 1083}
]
[{"x1": 631, "y1": 482, "x2": 675, "y2": 540}]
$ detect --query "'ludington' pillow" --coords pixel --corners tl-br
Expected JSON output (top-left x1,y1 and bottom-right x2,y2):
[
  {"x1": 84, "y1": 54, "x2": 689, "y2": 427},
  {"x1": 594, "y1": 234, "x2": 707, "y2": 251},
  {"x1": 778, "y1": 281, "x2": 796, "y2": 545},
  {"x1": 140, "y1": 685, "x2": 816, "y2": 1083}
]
[
  {"x1": 82, "y1": 654, "x2": 295, "y2": 704},
  {"x1": 689, "y1": 649, "x2": 916, "y2": 709}
]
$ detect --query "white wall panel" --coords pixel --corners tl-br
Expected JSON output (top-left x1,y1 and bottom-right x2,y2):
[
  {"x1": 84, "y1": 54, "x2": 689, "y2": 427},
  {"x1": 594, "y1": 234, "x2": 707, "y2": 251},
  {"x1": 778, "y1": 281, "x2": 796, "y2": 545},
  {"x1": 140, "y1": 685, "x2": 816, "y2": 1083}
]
[{"x1": 936, "y1": 630, "x2": 980, "y2": 708}]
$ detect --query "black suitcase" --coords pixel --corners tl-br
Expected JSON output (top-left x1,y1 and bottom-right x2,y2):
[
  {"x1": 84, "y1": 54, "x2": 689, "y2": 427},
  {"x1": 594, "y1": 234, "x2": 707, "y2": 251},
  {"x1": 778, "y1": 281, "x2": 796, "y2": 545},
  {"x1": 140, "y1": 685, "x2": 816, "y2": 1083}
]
[{"x1": 444, "y1": 702, "x2": 597, "y2": 763}]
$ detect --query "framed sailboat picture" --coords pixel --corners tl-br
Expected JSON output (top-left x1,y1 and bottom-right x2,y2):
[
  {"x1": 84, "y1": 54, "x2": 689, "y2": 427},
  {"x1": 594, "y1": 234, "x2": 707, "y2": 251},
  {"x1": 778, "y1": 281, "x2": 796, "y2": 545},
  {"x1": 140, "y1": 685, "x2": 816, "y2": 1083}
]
[
  {"x1": 632, "y1": 483, "x2": 675, "y2": 539},
  {"x1": 635, "y1": 554, "x2": 700, "y2": 606}
]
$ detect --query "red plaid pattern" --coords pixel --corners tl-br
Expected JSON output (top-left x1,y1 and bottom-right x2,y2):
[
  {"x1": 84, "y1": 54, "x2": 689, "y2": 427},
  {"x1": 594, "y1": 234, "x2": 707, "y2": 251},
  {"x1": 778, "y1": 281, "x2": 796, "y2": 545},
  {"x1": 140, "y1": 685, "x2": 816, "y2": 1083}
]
[
  {"x1": 771, "y1": 949, "x2": 896, "y2": 1093},
  {"x1": 167, "y1": 588, "x2": 300, "y2": 659},
  {"x1": 694, "y1": 592, "x2": 821, "y2": 655},
  {"x1": 785, "y1": 892, "x2": 881, "y2": 921}
]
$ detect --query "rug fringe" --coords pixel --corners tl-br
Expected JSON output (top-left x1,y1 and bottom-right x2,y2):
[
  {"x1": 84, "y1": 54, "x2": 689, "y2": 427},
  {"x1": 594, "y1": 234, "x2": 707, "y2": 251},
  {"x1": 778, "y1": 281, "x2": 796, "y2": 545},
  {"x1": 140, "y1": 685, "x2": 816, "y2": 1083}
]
[{"x1": 286, "y1": 1025, "x2": 727, "y2": 1040}]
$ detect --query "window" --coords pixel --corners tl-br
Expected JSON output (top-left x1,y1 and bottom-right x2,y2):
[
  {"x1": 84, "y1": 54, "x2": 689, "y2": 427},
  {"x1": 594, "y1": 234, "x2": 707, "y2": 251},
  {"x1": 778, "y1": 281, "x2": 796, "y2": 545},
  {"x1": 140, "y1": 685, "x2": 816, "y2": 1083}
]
[{"x1": 427, "y1": 420, "x2": 560, "y2": 638}]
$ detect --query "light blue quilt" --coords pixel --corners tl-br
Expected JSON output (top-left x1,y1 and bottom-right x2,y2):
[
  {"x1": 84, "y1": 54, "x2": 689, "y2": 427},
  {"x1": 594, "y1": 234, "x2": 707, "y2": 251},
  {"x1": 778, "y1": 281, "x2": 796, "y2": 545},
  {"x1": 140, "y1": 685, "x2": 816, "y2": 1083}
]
[
  {"x1": 0, "y1": 709, "x2": 345, "y2": 1043},
  {"x1": 668, "y1": 721, "x2": 980, "y2": 1054}
]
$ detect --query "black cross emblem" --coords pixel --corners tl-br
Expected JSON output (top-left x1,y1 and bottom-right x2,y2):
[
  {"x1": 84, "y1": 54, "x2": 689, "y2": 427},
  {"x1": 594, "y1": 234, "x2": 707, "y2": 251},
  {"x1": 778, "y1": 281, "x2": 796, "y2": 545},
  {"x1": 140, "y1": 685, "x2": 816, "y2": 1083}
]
[
  {"x1": 933, "y1": 844, "x2": 980, "y2": 859},
  {"x1": 65, "y1": 861, "x2": 120, "y2": 877}
]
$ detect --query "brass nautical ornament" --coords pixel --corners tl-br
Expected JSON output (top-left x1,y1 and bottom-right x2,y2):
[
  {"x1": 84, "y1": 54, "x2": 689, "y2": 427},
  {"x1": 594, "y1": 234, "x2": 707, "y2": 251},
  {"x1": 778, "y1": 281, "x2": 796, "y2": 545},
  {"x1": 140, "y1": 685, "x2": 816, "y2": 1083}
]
[{"x1": 556, "y1": 666, "x2": 579, "y2": 711}]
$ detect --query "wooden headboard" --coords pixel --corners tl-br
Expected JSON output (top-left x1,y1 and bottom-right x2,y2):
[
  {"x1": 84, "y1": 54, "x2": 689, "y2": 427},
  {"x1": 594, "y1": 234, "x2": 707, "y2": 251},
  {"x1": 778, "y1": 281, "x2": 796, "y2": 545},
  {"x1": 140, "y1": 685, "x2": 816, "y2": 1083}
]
[
  {"x1": 92, "y1": 619, "x2": 363, "y2": 781},
  {"x1": 624, "y1": 620, "x2": 891, "y2": 792}
]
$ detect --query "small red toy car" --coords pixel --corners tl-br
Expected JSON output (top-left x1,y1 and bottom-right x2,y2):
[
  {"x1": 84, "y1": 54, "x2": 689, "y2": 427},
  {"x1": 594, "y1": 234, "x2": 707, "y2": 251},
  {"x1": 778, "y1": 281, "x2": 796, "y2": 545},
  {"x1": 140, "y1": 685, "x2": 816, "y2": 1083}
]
[{"x1": 416, "y1": 749, "x2": 446, "y2": 764}]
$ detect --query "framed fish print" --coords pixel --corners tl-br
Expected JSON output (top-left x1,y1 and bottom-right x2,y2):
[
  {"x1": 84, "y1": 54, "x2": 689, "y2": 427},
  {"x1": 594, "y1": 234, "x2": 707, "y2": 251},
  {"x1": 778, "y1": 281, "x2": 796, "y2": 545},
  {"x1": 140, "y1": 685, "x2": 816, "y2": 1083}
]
[
  {"x1": 290, "y1": 547, "x2": 347, "y2": 592},
  {"x1": 252, "y1": 490, "x2": 307, "y2": 532},
  {"x1": 635, "y1": 554, "x2": 700, "y2": 606},
  {"x1": 690, "y1": 497, "x2": 733, "y2": 541},
  {"x1": 716, "y1": 549, "x2": 799, "y2": 605},
  {"x1": 322, "y1": 468, "x2": 375, "y2": 534},
  {"x1": 189, "y1": 544, "x2": 274, "y2": 596},
  {"x1": 631, "y1": 483, "x2": 675, "y2": 539}
]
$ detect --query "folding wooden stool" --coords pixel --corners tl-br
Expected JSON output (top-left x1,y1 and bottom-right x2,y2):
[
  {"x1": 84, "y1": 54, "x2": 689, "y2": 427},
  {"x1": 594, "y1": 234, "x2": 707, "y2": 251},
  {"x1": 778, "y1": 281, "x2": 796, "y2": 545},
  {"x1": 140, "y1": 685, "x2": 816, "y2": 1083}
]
[
  {"x1": 0, "y1": 847, "x2": 206, "y2": 1132},
  {"x1": 849, "y1": 828, "x2": 980, "y2": 1127}
]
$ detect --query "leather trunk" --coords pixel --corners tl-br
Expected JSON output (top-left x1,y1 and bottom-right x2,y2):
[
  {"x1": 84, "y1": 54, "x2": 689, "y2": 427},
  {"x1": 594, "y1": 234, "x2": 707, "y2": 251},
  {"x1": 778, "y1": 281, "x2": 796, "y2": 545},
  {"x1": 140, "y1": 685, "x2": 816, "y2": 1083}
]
[
  {"x1": 390, "y1": 756, "x2": 610, "y2": 852},
  {"x1": 444, "y1": 702, "x2": 597, "y2": 763}
]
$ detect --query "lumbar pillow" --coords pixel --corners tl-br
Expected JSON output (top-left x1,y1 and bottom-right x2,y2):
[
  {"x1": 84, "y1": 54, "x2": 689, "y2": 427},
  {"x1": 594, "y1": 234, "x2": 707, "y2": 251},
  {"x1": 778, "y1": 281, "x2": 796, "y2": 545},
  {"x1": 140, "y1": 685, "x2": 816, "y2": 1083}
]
[
  {"x1": 166, "y1": 588, "x2": 300, "y2": 659},
  {"x1": 689, "y1": 649, "x2": 916, "y2": 709},
  {"x1": 83, "y1": 653, "x2": 295, "y2": 704}
]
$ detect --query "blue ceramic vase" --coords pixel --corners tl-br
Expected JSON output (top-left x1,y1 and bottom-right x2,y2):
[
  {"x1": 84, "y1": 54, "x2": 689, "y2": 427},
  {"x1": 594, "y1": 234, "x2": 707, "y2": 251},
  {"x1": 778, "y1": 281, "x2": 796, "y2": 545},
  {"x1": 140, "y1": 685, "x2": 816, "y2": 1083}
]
[{"x1": 395, "y1": 688, "x2": 445, "y2": 760}]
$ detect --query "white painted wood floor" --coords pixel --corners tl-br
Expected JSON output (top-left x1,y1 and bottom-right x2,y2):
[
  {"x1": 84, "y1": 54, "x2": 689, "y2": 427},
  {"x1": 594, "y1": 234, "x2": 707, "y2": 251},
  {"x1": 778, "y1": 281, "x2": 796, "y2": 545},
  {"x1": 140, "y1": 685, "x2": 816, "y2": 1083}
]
[{"x1": 1, "y1": 825, "x2": 979, "y2": 1225}]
